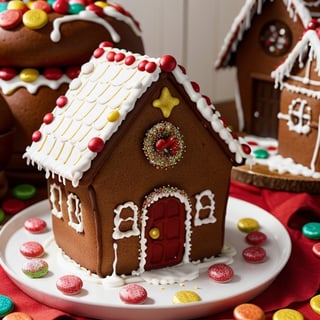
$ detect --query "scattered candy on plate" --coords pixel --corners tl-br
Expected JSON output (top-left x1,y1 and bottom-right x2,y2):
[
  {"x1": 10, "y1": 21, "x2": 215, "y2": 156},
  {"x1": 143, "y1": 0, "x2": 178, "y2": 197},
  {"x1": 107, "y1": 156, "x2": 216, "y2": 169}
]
[
  {"x1": 245, "y1": 231, "x2": 267, "y2": 245},
  {"x1": 310, "y1": 294, "x2": 320, "y2": 315},
  {"x1": 207, "y1": 263, "x2": 234, "y2": 282},
  {"x1": 172, "y1": 290, "x2": 201, "y2": 304},
  {"x1": 3, "y1": 311, "x2": 33, "y2": 320},
  {"x1": 119, "y1": 284, "x2": 147, "y2": 304},
  {"x1": 237, "y1": 217, "x2": 260, "y2": 233},
  {"x1": 23, "y1": 217, "x2": 46, "y2": 233},
  {"x1": 19, "y1": 241, "x2": 44, "y2": 258},
  {"x1": 56, "y1": 275, "x2": 83, "y2": 295},
  {"x1": 22, "y1": 258, "x2": 48, "y2": 278},
  {"x1": 242, "y1": 246, "x2": 266, "y2": 263}
]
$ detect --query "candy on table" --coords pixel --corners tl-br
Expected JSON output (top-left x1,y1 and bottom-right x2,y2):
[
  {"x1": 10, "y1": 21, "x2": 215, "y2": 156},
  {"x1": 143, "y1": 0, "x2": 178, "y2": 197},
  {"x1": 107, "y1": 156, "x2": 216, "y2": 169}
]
[
  {"x1": 12, "y1": 184, "x2": 36, "y2": 200},
  {"x1": 233, "y1": 303, "x2": 265, "y2": 320},
  {"x1": 119, "y1": 283, "x2": 148, "y2": 304},
  {"x1": 312, "y1": 242, "x2": 320, "y2": 258},
  {"x1": 0, "y1": 208, "x2": 5, "y2": 223},
  {"x1": 242, "y1": 246, "x2": 266, "y2": 263},
  {"x1": 310, "y1": 294, "x2": 320, "y2": 315},
  {"x1": 272, "y1": 308, "x2": 304, "y2": 320},
  {"x1": 207, "y1": 263, "x2": 234, "y2": 282},
  {"x1": 3, "y1": 312, "x2": 33, "y2": 320},
  {"x1": 237, "y1": 217, "x2": 260, "y2": 233},
  {"x1": 302, "y1": 222, "x2": 320, "y2": 240},
  {"x1": 56, "y1": 275, "x2": 83, "y2": 295},
  {"x1": 0, "y1": 294, "x2": 14, "y2": 317},
  {"x1": 172, "y1": 290, "x2": 201, "y2": 304},
  {"x1": 2, "y1": 198, "x2": 26, "y2": 215}
]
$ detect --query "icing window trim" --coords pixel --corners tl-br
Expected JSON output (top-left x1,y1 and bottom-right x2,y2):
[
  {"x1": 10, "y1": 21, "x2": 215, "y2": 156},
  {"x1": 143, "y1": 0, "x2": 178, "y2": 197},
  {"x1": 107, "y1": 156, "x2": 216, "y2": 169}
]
[
  {"x1": 49, "y1": 182, "x2": 63, "y2": 219},
  {"x1": 67, "y1": 193, "x2": 83, "y2": 233},
  {"x1": 113, "y1": 201, "x2": 140, "y2": 239},
  {"x1": 194, "y1": 189, "x2": 216, "y2": 226}
]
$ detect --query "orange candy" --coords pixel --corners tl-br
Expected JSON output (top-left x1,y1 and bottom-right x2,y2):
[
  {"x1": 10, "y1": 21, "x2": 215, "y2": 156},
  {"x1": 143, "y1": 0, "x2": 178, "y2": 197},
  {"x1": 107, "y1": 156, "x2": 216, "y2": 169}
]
[{"x1": 233, "y1": 303, "x2": 265, "y2": 320}]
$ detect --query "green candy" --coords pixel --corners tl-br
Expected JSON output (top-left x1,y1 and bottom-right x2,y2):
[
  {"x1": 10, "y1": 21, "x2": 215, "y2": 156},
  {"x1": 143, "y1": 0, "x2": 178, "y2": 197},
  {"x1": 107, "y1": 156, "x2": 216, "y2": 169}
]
[
  {"x1": 12, "y1": 184, "x2": 36, "y2": 200},
  {"x1": 0, "y1": 294, "x2": 14, "y2": 317},
  {"x1": 302, "y1": 222, "x2": 320, "y2": 240},
  {"x1": 253, "y1": 148, "x2": 269, "y2": 159}
]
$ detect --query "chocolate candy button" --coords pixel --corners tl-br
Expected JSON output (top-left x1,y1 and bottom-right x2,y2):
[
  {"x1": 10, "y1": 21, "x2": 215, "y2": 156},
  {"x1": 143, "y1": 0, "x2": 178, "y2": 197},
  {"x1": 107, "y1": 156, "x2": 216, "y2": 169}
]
[
  {"x1": 237, "y1": 217, "x2": 259, "y2": 233},
  {"x1": 310, "y1": 294, "x2": 320, "y2": 315},
  {"x1": 312, "y1": 243, "x2": 320, "y2": 257},
  {"x1": 2, "y1": 199, "x2": 26, "y2": 215},
  {"x1": 242, "y1": 246, "x2": 266, "y2": 263},
  {"x1": 302, "y1": 222, "x2": 320, "y2": 240},
  {"x1": 245, "y1": 231, "x2": 267, "y2": 245},
  {"x1": 0, "y1": 295, "x2": 14, "y2": 317},
  {"x1": 22, "y1": 9, "x2": 48, "y2": 29},
  {"x1": 208, "y1": 263, "x2": 234, "y2": 282},
  {"x1": 0, "y1": 9, "x2": 22, "y2": 29},
  {"x1": 172, "y1": 290, "x2": 201, "y2": 304},
  {"x1": 272, "y1": 308, "x2": 304, "y2": 320}
]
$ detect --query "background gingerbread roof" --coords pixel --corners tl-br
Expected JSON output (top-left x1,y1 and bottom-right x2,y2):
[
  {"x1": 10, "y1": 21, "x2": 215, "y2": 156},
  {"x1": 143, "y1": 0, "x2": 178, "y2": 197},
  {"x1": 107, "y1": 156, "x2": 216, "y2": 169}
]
[
  {"x1": 272, "y1": 27, "x2": 320, "y2": 91},
  {"x1": 24, "y1": 43, "x2": 249, "y2": 187},
  {"x1": 215, "y1": 0, "x2": 312, "y2": 69}
]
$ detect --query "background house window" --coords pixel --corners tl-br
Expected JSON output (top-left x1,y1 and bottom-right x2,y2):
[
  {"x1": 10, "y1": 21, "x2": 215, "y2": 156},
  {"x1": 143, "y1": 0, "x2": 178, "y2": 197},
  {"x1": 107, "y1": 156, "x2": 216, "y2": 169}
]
[
  {"x1": 194, "y1": 189, "x2": 216, "y2": 226},
  {"x1": 260, "y1": 20, "x2": 292, "y2": 56},
  {"x1": 113, "y1": 202, "x2": 140, "y2": 239}
]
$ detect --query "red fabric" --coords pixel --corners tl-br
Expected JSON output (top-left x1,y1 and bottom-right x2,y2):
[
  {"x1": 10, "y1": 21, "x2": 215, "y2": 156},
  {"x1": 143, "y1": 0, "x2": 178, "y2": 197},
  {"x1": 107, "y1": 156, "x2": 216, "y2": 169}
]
[{"x1": 1, "y1": 181, "x2": 320, "y2": 319}]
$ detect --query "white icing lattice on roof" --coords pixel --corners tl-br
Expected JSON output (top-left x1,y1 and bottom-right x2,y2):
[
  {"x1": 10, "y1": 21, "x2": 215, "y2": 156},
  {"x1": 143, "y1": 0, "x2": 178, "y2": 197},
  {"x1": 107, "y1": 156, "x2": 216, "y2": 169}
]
[
  {"x1": 215, "y1": 0, "x2": 312, "y2": 69},
  {"x1": 24, "y1": 44, "x2": 249, "y2": 187}
]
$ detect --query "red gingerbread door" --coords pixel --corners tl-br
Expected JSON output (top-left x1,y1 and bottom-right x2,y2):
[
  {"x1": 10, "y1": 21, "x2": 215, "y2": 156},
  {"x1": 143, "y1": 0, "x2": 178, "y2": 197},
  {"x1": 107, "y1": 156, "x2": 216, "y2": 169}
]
[{"x1": 145, "y1": 196, "x2": 186, "y2": 270}]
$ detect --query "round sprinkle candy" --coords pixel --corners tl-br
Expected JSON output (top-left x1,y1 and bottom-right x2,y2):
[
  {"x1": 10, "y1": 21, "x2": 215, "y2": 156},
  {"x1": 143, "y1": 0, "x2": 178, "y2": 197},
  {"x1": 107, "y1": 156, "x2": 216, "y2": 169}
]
[
  {"x1": 24, "y1": 217, "x2": 46, "y2": 233},
  {"x1": 0, "y1": 295, "x2": 14, "y2": 317},
  {"x1": 312, "y1": 242, "x2": 320, "y2": 258},
  {"x1": 119, "y1": 284, "x2": 147, "y2": 304},
  {"x1": 302, "y1": 222, "x2": 320, "y2": 240},
  {"x1": 237, "y1": 217, "x2": 260, "y2": 233},
  {"x1": 0, "y1": 9, "x2": 23, "y2": 29},
  {"x1": 208, "y1": 263, "x2": 234, "y2": 282},
  {"x1": 20, "y1": 241, "x2": 44, "y2": 258},
  {"x1": 245, "y1": 231, "x2": 267, "y2": 246},
  {"x1": 56, "y1": 275, "x2": 83, "y2": 295},
  {"x1": 12, "y1": 184, "x2": 36, "y2": 200},
  {"x1": 233, "y1": 303, "x2": 265, "y2": 320},
  {"x1": 242, "y1": 246, "x2": 266, "y2": 263},
  {"x1": 310, "y1": 294, "x2": 320, "y2": 315},
  {"x1": 3, "y1": 312, "x2": 33, "y2": 320},
  {"x1": 23, "y1": 9, "x2": 48, "y2": 29},
  {"x1": 2, "y1": 198, "x2": 26, "y2": 215},
  {"x1": 172, "y1": 290, "x2": 201, "y2": 304},
  {"x1": 22, "y1": 258, "x2": 48, "y2": 278},
  {"x1": 272, "y1": 308, "x2": 304, "y2": 320}
]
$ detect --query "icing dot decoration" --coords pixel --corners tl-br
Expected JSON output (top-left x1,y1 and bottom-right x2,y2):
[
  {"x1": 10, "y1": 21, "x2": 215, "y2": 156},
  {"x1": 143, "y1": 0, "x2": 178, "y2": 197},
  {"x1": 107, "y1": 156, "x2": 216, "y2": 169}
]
[
  {"x1": 143, "y1": 121, "x2": 185, "y2": 169},
  {"x1": 88, "y1": 137, "x2": 105, "y2": 153},
  {"x1": 160, "y1": 55, "x2": 177, "y2": 72}
]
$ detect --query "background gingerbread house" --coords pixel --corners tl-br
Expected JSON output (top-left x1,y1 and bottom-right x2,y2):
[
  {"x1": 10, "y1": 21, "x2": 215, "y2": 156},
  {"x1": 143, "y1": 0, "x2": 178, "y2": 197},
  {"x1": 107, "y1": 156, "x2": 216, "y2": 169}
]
[
  {"x1": 24, "y1": 43, "x2": 249, "y2": 277},
  {"x1": 215, "y1": 0, "x2": 312, "y2": 138},
  {"x1": 271, "y1": 27, "x2": 320, "y2": 176}
]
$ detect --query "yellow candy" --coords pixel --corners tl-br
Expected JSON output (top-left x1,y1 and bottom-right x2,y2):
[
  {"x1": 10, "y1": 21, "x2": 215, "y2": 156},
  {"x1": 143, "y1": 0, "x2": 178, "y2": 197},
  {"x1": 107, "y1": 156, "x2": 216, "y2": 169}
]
[
  {"x1": 22, "y1": 9, "x2": 48, "y2": 29},
  {"x1": 237, "y1": 217, "x2": 260, "y2": 233},
  {"x1": 172, "y1": 290, "x2": 201, "y2": 304},
  {"x1": 149, "y1": 227, "x2": 160, "y2": 239},
  {"x1": 107, "y1": 110, "x2": 120, "y2": 122},
  {"x1": 19, "y1": 68, "x2": 39, "y2": 83},
  {"x1": 94, "y1": 1, "x2": 108, "y2": 8},
  {"x1": 273, "y1": 308, "x2": 304, "y2": 320},
  {"x1": 7, "y1": 0, "x2": 25, "y2": 10},
  {"x1": 310, "y1": 294, "x2": 320, "y2": 315}
]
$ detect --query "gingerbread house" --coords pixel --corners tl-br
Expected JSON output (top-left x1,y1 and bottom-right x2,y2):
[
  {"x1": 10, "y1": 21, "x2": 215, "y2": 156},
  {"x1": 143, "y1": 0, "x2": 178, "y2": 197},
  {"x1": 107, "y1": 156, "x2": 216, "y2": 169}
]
[
  {"x1": 24, "y1": 43, "x2": 249, "y2": 277},
  {"x1": 271, "y1": 27, "x2": 320, "y2": 177},
  {"x1": 215, "y1": 0, "x2": 312, "y2": 138}
]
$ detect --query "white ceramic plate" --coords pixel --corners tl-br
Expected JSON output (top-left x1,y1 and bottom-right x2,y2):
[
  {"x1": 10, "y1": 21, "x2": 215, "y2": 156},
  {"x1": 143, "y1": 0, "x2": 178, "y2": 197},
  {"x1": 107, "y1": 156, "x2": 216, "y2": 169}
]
[{"x1": 0, "y1": 197, "x2": 291, "y2": 320}]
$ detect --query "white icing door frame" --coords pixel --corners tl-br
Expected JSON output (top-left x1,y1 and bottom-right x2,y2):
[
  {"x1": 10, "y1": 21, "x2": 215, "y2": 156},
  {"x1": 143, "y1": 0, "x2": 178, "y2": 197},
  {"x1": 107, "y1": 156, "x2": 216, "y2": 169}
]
[{"x1": 116, "y1": 0, "x2": 244, "y2": 103}]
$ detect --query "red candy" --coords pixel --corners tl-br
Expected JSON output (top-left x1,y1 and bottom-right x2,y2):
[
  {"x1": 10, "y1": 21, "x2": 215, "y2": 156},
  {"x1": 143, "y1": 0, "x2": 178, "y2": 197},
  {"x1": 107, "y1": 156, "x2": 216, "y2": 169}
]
[
  {"x1": 0, "y1": 9, "x2": 23, "y2": 29},
  {"x1": 43, "y1": 113, "x2": 54, "y2": 124},
  {"x1": 208, "y1": 263, "x2": 234, "y2": 282},
  {"x1": 52, "y1": 0, "x2": 69, "y2": 14},
  {"x1": 66, "y1": 66, "x2": 81, "y2": 79},
  {"x1": 20, "y1": 241, "x2": 44, "y2": 258},
  {"x1": 119, "y1": 283, "x2": 147, "y2": 304},
  {"x1": 312, "y1": 242, "x2": 320, "y2": 258},
  {"x1": 2, "y1": 198, "x2": 26, "y2": 215},
  {"x1": 160, "y1": 55, "x2": 177, "y2": 72},
  {"x1": 56, "y1": 275, "x2": 83, "y2": 295},
  {"x1": 56, "y1": 95, "x2": 68, "y2": 107},
  {"x1": 43, "y1": 67, "x2": 63, "y2": 80},
  {"x1": 245, "y1": 231, "x2": 267, "y2": 245},
  {"x1": 88, "y1": 137, "x2": 104, "y2": 152},
  {"x1": 242, "y1": 246, "x2": 266, "y2": 263},
  {"x1": 24, "y1": 217, "x2": 47, "y2": 233},
  {"x1": 0, "y1": 67, "x2": 17, "y2": 81}
]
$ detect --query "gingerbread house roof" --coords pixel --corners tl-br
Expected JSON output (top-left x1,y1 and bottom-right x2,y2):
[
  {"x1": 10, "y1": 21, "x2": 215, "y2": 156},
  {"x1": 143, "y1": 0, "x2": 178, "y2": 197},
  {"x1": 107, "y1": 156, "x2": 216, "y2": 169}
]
[
  {"x1": 215, "y1": 0, "x2": 312, "y2": 69},
  {"x1": 271, "y1": 28, "x2": 320, "y2": 91},
  {"x1": 24, "y1": 43, "x2": 249, "y2": 187}
]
